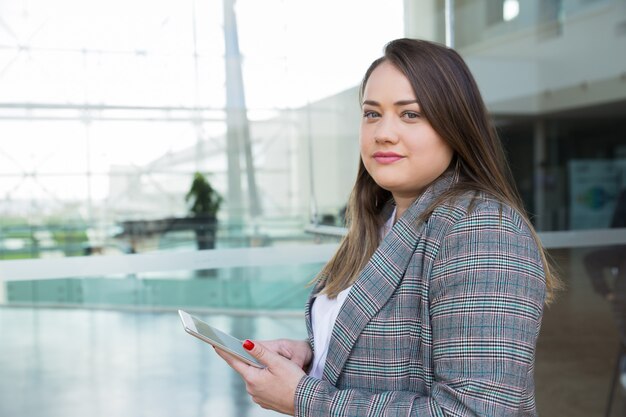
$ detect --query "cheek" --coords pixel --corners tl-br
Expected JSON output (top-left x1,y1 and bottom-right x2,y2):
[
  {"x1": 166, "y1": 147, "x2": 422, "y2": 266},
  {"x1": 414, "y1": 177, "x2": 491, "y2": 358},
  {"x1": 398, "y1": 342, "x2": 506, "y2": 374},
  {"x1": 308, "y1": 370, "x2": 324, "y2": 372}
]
[
  {"x1": 436, "y1": 142, "x2": 454, "y2": 165},
  {"x1": 416, "y1": 132, "x2": 451, "y2": 159},
  {"x1": 359, "y1": 125, "x2": 370, "y2": 144},
  {"x1": 358, "y1": 130, "x2": 371, "y2": 156},
  {"x1": 411, "y1": 134, "x2": 454, "y2": 172},
  {"x1": 428, "y1": 146, "x2": 453, "y2": 173}
]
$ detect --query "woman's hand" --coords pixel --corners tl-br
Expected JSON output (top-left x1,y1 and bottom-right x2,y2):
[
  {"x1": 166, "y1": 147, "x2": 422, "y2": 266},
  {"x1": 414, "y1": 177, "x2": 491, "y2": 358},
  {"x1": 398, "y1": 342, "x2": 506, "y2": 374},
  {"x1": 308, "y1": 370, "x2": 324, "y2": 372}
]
[
  {"x1": 215, "y1": 340, "x2": 308, "y2": 415},
  {"x1": 256, "y1": 338, "x2": 313, "y2": 370}
]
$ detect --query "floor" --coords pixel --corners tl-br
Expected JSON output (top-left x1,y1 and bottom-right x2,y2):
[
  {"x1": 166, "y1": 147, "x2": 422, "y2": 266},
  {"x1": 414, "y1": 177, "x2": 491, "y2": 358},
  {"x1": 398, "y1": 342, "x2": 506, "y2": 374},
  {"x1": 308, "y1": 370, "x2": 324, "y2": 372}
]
[
  {"x1": 0, "y1": 308, "x2": 305, "y2": 417},
  {"x1": 0, "y1": 248, "x2": 624, "y2": 417}
]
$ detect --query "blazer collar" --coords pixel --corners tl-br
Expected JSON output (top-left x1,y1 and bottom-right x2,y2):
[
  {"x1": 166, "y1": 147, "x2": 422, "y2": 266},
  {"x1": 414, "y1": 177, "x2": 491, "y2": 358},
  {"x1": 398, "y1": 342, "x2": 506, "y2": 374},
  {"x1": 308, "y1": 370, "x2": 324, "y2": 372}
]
[{"x1": 312, "y1": 172, "x2": 454, "y2": 385}]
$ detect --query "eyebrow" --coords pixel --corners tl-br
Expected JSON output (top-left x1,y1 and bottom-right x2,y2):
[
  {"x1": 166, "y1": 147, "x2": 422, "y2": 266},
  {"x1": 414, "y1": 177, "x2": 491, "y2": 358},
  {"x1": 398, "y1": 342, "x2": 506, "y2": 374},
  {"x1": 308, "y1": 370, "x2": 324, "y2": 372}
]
[{"x1": 362, "y1": 99, "x2": 418, "y2": 107}]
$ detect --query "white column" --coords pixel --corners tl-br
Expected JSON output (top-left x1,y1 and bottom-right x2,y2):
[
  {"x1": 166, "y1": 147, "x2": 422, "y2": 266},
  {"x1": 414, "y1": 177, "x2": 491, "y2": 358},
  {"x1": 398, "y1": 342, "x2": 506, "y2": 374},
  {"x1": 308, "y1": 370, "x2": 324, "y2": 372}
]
[
  {"x1": 403, "y1": 0, "x2": 439, "y2": 41},
  {"x1": 445, "y1": 0, "x2": 455, "y2": 48},
  {"x1": 224, "y1": 0, "x2": 262, "y2": 220}
]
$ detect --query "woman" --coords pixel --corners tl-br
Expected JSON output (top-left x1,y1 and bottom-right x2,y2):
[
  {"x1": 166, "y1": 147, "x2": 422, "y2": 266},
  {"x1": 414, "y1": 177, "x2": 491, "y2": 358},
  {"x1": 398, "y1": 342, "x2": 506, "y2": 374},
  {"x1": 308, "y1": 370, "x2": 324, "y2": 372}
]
[{"x1": 216, "y1": 38, "x2": 558, "y2": 417}]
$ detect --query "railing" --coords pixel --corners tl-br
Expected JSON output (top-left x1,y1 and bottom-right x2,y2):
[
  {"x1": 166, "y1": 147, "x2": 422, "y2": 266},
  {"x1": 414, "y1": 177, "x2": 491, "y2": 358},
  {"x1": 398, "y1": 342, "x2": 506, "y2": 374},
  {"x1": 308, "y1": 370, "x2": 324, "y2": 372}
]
[
  {"x1": 306, "y1": 225, "x2": 626, "y2": 248},
  {"x1": 0, "y1": 243, "x2": 337, "y2": 315},
  {"x1": 1, "y1": 228, "x2": 625, "y2": 313}
]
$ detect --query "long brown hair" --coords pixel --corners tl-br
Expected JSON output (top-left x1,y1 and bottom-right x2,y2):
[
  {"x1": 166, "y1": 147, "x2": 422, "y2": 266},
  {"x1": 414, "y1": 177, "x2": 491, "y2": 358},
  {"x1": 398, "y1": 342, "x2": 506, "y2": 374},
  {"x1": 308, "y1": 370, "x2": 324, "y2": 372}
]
[{"x1": 317, "y1": 38, "x2": 560, "y2": 303}]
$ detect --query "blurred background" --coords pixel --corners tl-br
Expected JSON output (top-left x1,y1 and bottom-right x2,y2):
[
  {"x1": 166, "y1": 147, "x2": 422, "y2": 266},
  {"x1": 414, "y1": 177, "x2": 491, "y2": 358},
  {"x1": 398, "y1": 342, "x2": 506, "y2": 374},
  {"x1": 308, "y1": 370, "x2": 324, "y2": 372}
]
[{"x1": 0, "y1": 0, "x2": 625, "y2": 416}]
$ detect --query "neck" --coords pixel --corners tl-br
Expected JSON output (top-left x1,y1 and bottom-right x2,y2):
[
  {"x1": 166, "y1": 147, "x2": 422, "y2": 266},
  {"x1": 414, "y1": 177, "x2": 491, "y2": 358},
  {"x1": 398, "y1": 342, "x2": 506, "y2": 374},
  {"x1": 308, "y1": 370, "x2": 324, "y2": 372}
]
[{"x1": 392, "y1": 194, "x2": 418, "y2": 221}]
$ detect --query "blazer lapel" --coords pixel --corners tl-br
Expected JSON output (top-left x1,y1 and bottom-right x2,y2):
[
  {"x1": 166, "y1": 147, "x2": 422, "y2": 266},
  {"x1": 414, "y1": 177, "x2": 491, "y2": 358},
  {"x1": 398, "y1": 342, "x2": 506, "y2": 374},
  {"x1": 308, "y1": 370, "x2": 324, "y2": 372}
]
[
  {"x1": 304, "y1": 281, "x2": 321, "y2": 352},
  {"x1": 321, "y1": 173, "x2": 454, "y2": 385}
]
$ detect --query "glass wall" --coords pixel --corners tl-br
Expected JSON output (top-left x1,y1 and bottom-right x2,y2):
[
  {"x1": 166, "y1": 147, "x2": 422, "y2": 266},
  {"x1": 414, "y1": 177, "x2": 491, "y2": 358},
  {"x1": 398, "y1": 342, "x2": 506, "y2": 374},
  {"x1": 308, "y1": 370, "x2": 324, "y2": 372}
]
[{"x1": 0, "y1": 0, "x2": 404, "y2": 259}]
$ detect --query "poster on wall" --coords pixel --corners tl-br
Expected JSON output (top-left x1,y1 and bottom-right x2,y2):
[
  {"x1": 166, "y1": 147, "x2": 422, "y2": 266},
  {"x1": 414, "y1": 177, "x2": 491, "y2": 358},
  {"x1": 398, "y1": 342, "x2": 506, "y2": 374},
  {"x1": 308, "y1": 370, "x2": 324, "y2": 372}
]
[{"x1": 569, "y1": 160, "x2": 626, "y2": 229}]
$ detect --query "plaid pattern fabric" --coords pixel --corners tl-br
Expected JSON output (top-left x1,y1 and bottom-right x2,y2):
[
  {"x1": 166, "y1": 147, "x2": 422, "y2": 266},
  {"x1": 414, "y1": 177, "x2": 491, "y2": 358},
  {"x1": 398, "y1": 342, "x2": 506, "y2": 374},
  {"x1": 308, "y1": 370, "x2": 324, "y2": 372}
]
[{"x1": 296, "y1": 174, "x2": 546, "y2": 417}]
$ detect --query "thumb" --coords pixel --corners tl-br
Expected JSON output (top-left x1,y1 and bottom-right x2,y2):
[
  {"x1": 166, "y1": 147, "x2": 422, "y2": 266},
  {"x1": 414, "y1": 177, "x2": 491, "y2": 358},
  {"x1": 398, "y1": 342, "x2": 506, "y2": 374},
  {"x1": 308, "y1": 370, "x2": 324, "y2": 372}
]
[{"x1": 243, "y1": 339, "x2": 278, "y2": 366}]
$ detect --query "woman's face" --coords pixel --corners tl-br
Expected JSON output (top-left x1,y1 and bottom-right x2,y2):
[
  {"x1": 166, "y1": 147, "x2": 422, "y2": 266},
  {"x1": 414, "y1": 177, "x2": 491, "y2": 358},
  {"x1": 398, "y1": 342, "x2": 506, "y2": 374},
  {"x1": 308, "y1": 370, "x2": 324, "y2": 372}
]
[{"x1": 360, "y1": 61, "x2": 454, "y2": 201}]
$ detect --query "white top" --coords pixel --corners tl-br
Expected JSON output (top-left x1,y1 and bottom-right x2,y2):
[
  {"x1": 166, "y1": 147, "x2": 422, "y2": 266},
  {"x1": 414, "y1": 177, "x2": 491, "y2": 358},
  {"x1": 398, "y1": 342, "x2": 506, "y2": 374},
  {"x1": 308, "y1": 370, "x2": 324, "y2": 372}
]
[{"x1": 309, "y1": 207, "x2": 396, "y2": 379}]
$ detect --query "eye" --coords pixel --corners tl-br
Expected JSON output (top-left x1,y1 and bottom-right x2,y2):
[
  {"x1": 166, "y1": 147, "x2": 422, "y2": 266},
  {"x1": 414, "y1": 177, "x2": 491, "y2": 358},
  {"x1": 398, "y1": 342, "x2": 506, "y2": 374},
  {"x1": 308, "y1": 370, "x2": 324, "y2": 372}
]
[
  {"x1": 402, "y1": 111, "x2": 421, "y2": 119},
  {"x1": 363, "y1": 110, "x2": 380, "y2": 119}
]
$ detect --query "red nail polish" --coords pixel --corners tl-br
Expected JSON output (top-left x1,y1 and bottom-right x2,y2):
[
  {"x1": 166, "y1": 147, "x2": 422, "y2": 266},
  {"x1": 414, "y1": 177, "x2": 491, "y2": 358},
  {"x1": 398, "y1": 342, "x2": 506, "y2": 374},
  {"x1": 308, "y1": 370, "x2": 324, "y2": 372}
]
[{"x1": 243, "y1": 339, "x2": 255, "y2": 351}]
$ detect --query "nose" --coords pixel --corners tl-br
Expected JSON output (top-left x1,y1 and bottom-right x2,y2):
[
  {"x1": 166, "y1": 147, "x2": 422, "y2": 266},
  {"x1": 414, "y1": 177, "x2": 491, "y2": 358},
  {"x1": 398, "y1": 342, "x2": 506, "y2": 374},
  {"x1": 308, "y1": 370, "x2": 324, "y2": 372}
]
[{"x1": 373, "y1": 116, "x2": 398, "y2": 144}]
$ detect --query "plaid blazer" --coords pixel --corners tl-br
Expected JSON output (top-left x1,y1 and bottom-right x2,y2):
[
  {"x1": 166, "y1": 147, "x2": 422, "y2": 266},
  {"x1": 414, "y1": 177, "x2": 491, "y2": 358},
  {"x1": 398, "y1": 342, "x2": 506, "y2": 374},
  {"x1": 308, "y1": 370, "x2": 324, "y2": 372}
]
[{"x1": 295, "y1": 174, "x2": 546, "y2": 417}]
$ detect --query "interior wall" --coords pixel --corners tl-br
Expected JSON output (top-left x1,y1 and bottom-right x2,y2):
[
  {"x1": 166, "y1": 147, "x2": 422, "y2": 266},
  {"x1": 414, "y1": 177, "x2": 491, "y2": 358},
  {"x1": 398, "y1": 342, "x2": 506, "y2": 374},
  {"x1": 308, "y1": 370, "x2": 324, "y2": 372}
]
[{"x1": 451, "y1": 0, "x2": 626, "y2": 115}]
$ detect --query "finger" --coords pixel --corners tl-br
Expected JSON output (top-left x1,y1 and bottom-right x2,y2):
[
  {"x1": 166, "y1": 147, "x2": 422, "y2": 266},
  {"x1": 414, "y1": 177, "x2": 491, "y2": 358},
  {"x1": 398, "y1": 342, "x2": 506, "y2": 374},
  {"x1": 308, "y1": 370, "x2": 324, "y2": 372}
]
[
  {"x1": 258, "y1": 340, "x2": 293, "y2": 360},
  {"x1": 242, "y1": 339, "x2": 279, "y2": 366},
  {"x1": 214, "y1": 346, "x2": 250, "y2": 374}
]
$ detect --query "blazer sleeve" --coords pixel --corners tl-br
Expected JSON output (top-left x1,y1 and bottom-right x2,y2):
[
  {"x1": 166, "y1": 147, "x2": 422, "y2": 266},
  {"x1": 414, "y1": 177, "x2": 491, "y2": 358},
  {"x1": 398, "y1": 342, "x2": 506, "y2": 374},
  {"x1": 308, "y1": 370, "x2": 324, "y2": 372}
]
[{"x1": 293, "y1": 204, "x2": 547, "y2": 417}]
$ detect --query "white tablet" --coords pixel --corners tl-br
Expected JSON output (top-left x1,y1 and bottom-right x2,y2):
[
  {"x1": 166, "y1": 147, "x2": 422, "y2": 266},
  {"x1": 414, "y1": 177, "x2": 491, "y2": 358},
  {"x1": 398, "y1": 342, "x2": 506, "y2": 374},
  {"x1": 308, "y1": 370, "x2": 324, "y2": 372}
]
[{"x1": 178, "y1": 310, "x2": 264, "y2": 368}]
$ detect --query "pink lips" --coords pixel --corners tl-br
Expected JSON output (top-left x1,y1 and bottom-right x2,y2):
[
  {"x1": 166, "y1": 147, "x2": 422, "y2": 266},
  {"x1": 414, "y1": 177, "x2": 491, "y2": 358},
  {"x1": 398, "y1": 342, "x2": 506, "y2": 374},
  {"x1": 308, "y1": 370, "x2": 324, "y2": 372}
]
[{"x1": 373, "y1": 151, "x2": 404, "y2": 164}]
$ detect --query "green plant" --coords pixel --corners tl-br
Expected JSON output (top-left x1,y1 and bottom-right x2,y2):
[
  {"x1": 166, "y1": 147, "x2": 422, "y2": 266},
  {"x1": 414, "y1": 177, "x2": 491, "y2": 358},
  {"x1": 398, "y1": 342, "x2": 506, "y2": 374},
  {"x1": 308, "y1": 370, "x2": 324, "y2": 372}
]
[{"x1": 185, "y1": 172, "x2": 223, "y2": 217}]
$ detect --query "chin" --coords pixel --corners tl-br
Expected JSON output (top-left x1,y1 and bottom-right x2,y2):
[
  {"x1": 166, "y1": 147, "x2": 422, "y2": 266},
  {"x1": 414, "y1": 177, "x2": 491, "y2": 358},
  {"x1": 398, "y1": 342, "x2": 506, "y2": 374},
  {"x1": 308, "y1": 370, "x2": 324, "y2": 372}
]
[
  {"x1": 375, "y1": 182, "x2": 401, "y2": 194},
  {"x1": 370, "y1": 177, "x2": 394, "y2": 189}
]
